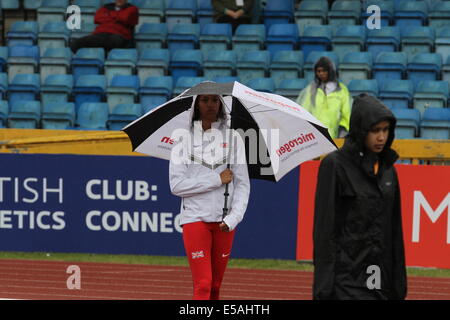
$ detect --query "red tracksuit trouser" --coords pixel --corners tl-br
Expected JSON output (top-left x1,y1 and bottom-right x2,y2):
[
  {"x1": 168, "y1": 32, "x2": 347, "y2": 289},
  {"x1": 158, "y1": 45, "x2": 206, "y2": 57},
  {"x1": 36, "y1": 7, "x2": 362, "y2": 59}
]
[{"x1": 182, "y1": 221, "x2": 235, "y2": 300}]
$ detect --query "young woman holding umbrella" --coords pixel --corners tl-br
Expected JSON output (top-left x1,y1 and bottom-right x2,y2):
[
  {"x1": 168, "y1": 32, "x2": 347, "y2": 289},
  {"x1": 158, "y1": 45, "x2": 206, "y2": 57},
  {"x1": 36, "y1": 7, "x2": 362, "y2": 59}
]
[{"x1": 169, "y1": 94, "x2": 250, "y2": 300}]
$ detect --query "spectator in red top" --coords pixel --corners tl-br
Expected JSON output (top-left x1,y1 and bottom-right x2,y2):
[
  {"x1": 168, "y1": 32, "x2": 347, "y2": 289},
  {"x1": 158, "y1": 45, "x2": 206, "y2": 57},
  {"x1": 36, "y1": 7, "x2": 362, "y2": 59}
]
[{"x1": 70, "y1": 0, "x2": 139, "y2": 54}]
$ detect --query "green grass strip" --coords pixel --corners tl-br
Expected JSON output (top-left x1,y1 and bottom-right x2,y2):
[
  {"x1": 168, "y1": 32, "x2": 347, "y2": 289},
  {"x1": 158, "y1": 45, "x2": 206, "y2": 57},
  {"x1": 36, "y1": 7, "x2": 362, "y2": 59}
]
[{"x1": 1, "y1": 251, "x2": 449, "y2": 278}]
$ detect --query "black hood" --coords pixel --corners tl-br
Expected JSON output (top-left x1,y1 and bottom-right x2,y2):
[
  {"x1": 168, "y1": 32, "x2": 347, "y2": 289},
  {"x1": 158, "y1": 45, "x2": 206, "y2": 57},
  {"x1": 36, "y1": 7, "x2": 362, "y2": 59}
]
[{"x1": 342, "y1": 93, "x2": 398, "y2": 168}]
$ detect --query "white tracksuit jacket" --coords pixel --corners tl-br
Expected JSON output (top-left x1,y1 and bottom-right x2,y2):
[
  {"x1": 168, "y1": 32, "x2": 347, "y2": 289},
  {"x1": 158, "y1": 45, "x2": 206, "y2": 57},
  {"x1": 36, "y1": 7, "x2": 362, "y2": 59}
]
[{"x1": 169, "y1": 120, "x2": 250, "y2": 231}]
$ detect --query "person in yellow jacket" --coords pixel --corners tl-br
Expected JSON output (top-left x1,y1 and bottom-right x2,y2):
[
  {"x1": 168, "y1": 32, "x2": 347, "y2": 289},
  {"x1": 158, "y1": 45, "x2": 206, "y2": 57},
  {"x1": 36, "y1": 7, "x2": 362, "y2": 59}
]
[{"x1": 296, "y1": 56, "x2": 352, "y2": 139}]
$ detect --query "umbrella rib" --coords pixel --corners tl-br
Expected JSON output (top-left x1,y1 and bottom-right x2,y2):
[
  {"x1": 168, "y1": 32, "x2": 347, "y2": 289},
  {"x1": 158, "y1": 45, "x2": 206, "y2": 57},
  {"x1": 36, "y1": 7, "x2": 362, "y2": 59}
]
[{"x1": 248, "y1": 109, "x2": 278, "y2": 114}]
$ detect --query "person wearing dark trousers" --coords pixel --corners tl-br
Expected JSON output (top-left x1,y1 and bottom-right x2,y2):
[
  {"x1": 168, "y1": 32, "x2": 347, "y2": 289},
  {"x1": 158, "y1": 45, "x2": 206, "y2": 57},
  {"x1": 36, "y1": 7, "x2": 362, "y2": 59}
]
[
  {"x1": 212, "y1": 0, "x2": 254, "y2": 33},
  {"x1": 70, "y1": 0, "x2": 138, "y2": 54},
  {"x1": 313, "y1": 93, "x2": 407, "y2": 300}
]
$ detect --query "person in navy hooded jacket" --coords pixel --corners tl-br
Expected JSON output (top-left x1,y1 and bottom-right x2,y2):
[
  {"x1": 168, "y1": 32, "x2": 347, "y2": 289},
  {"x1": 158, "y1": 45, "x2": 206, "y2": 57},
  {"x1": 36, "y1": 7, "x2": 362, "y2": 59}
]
[{"x1": 70, "y1": 0, "x2": 139, "y2": 53}]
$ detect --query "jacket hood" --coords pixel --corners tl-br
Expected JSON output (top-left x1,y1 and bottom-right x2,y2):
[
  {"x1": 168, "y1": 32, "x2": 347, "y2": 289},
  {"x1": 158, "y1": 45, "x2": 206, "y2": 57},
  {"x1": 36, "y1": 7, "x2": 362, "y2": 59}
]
[
  {"x1": 342, "y1": 93, "x2": 398, "y2": 167},
  {"x1": 314, "y1": 56, "x2": 338, "y2": 84}
]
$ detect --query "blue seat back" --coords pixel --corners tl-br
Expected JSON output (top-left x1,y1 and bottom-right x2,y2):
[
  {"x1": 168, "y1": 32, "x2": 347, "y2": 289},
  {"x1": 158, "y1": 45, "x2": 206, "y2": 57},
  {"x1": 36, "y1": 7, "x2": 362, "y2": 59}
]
[
  {"x1": 43, "y1": 74, "x2": 74, "y2": 88},
  {"x1": 76, "y1": 102, "x2": 109, "y2": 129},
  {"x1": 201, "y1": 23, "x2": 232, "y2": 37},
  {"x1": 422, "y1": 107, "x2": 450, "y2": 121},
  {"x1": 110, "y1": 75, "x2": 140, "y2": 89},
  {"x1": 415, "y1": 80, "x2": 449, "y2": 96}
]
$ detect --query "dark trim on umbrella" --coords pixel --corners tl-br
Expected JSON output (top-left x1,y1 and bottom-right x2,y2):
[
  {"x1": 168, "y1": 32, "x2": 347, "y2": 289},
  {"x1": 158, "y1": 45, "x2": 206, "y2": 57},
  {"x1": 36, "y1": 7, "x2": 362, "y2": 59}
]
[
  {"x1": 122, "y1": 97, "x2": 193, "y2": 151},
  {"x1": 309, "y1": 122, "x2": 338, "y2": 148},
  {"x1": 232, "y1": 97, "x2": 276, "y2": 182}
]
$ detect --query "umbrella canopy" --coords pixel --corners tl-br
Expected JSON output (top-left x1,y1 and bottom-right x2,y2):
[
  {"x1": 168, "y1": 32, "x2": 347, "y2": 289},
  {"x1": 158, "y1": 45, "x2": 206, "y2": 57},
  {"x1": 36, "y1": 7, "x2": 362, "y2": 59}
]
[{"x1": 123, "y1": 81, "x2": 337, "y2": 182}]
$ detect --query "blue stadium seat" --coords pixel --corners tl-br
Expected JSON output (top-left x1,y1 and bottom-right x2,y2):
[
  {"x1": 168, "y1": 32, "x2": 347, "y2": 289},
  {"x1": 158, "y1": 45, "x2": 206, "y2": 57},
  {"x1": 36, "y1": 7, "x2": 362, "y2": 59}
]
[
  {"x1": 378, "y1": 79, "x2": 414, "y2": 109},
  {"x1": 442, "y1": 55, "x2": 450, "y2": 87},
  {"x1": 196, "y1": 0, "x2": 214, "y2": 29},
  {"x1": 7, "y1": 100, "x2": 41, "y2": 129},
  {"x1": 303, "y1": 51, "x2": 339, "y2": 82},
  {"x1": 236, "y1": 50, "x2": 271, "y2": 84},
  {"x1": 37, "y1": 0, "x2": 69, "y2": 26},
  {"x1": 265, "y1": 24, "x2": 299, "y2": 58},
  {"x1": 232, "y1": 24, "x2": 266, "y2": 58},
  {"x1": 212, "y1": 76, "x2": 241, "y2": 83},
  {"x1": 169, "y1": 49, "x2": 203, "y2": 84},
  {"x1": 73, "y1": 75, "x2": 107, "y2": 112},
  {"x1": 136, "y1": 0, "x2": 166, "y2": 27},
  {"x1": 328, "y1": 0, "x2": 361, "y2": 26},
  {"x1": 9, "y1": 100, "x2": 39, "y2": 128},
  {"x1": 41, "y1": 102, "x2": 76, "y2": 130},
  {"x1": 274, "y1": 78, "x2": 309, "y2": 101},
  {"x1": 106, "y1": 75, "x2": 140, "y2": 112},
  {"x1": 7, "y1": 45, "x2": 40, "y2": 83},
  {"x1": 391, "y1": 108, "x2": 421, "y2": 138},
  {"x1": 105, "y1": 49, "x2": 138, "y2": 84},
  {"x1": 135, "y1": 23, "x2": 168, "y2": 52},
  {"x1": 8, "y1": 74, "x2": 40, "y2": 105},
  {"x1": 173, "y1": 76, "x2": 207, "y2": 97},
  {"x1": 428, "y1": 1, "x2": 450, "y2": 28},
  {"x1": 107, "y1": 103, "x2": 143, "y2": 130},
  {"x1": 137, "y1": 48, "x2": 170, "y2": 84},
  {"x1": 372, "y1": 52, "x2": 407, "y2": 82},
  {"x1": 41, "y1": 74, "x2": 74, "y2": 106},
  {"x1": 338, "y1": 51, "x2": 373, "y2": 85},
  {"x1": 331, "y1": 25, "x2": 366, "y2": 61},
  {"x1": 361, "y1": 0, "x2": 394, "y2": 27},
  {"x1": 76, "y1": 102, "x2": 109, "y2": 130},
  {"x1": 71, "y1": 48, "x2": 105, "y2": 83},
  {"x1": 72, "y1": 0, "x2": 102, "y2": 25},
  {"x1": 435, "y1": 27, "x2": 450, "y2": 67},
  {"x1": 400, "y1": 26, "x2": 435, "y2": 57},
  {"x1": 199, "y1": 23, "x2": 232, "y2": 53},
  {"x1": 139, "y1": 76, "x2": 173, "y2": 112},
  {"x1": 298, "y1": 25, "x2": 332, "y2": 63},
  {"x1": 245, "y1": 78, "x2": 275, "y2": 93},
  {"x1": 348, "y1": 79, "x2": 379, "y2": 97},
  {"x1": 406, "y1": 53, "x2": 442, "y2": 88},
  {"x1": 366, "y1": 26, "x2": 401, "y2": 61},
  {"x1": 394, "y1": 0, "x2": 428, "y2": 28},
  {"x1": 38, "y1": 21, "x2": 70, "y2": 54},
  {"x1": 165, "y1": 0, "x2": 197, "y2": 31},
  {"x1": 0, "y1": 47, "x2": 8, "y2": 73},
  {"x1": 6, "y1": 21, "x2": 38, "y2": 46},
  {"x1": 24, "y1": 0, "x2": 41, "y2": 9},
  {"x1": 269, "y1": 50, "x2": 303, "y2": 86},
  {"x1": 0, "y1": 101, "x2": 9, "y2": 128},
  {"x1": 413, "y1": 80, "x2": 449, "y2": 116},
  {"x1": 1, "y1": 0, "x2": 20, "y2": 10},
  {"x1": 203, "y1": 50, "x2": 236, "y2": 80},
  {"x1": 262, "y1": 0, "x2": 295, "y2": 29},
  {"x1": 0, "y1": 73, "x2": 8, "y2": 100},
  {"x1": 167, "y1": 23, "x2": 200, "y2": 51},
  {"x1": 420, "y1": 107, "x2": 450, "y2": 139},
  {"x1": 40, "y1": 47, "x2": 72, "y2": 83},
  {"x1": 294, "y1": 0, "x2": 328, "y2": 31}
]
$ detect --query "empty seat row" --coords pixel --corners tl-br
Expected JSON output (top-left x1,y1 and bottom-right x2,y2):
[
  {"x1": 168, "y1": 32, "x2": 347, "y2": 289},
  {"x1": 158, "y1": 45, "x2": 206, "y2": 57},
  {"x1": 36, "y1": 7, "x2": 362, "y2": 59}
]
[{"x1": 0, "y1": 99, "x2": 144, "y2": 131}]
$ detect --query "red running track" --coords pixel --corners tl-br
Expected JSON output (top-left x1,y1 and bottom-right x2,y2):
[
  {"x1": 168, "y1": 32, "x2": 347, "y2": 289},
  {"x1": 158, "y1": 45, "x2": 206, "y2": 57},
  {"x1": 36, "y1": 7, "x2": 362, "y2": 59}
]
[{"x1": 0, "y1": 259, "x2": 449, "y2": 300}]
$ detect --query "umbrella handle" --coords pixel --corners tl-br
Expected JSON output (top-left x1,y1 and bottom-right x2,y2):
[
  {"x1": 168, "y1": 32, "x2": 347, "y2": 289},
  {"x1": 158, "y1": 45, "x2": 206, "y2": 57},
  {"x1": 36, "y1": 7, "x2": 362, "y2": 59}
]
[{"x1": 222, "y1": 163, "x2": 231, "y2": 219}]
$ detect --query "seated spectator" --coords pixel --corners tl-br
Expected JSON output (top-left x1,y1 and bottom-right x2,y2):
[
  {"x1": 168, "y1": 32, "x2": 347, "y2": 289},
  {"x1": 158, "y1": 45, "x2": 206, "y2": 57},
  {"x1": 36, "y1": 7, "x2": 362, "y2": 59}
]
[
  {"x1": 296, "y1": 56, "x2": 351, "y2": 139},
  {"x1": 212, "y1": 0, "x2": 254, "y2": 32},
  {"x1": 70, "y1": 0, "x2": 139, "y2": 54}
]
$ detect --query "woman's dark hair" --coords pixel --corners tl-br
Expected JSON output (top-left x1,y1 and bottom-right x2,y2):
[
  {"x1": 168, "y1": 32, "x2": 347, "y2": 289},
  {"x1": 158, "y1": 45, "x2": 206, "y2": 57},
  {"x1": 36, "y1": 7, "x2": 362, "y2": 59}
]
[{"x1": 192, "y1": 95, "x2": 226, "y2": 122}]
